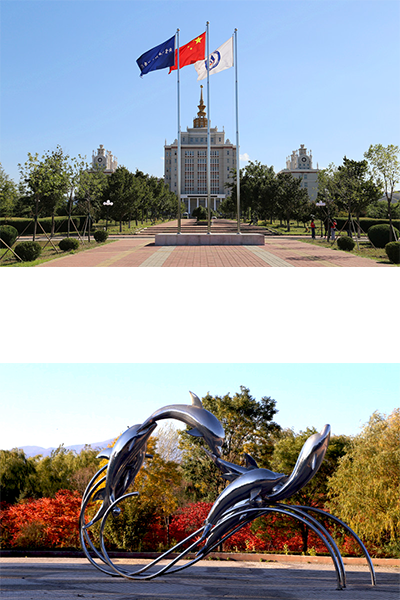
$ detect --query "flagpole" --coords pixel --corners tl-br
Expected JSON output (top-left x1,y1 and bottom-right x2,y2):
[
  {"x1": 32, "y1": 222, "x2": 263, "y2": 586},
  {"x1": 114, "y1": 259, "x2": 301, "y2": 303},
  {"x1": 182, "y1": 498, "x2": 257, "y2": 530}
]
[
  {"x1": 206, "y1": 21, "x2": 211, "y2": 234},
  {"x1": 176, "y1": 28, "x2": 181, "y2": 234},
  {"x1": 234, "y1": 28, "x2": 241, "y2": 234}
]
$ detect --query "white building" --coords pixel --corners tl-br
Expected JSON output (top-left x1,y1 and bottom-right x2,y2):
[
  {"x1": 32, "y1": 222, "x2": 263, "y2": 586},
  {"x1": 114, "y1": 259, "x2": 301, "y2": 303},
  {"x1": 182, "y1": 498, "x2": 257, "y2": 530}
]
[
  {"x1": 164, "y1": 87, "x2": 236, "y2": 214},
  {"x1": 91, "y1": 145, "x2": 118, "y2": 174},
  {"x1": 280, "y1": 145, "x2": 319, "y2": 202}
]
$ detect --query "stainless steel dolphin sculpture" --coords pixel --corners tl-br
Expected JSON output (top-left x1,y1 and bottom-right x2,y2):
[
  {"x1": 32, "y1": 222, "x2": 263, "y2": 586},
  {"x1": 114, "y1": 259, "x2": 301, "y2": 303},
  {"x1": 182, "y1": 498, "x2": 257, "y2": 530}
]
[
  {"x1": 198, "y1": 467, "x2": 287, "y2": 549},
  {"x1": 203, "y1": 449, "x2": 261, "y2": 481},
  {"x1": 139, "y1": 391, "x2": 225, "y2": 457},
  {"x1": 267, "y1": 424, "x2": 331, "y2": 501},
  {"x1": 84, "y1": 421, "x2": 157, "y2": 529}
]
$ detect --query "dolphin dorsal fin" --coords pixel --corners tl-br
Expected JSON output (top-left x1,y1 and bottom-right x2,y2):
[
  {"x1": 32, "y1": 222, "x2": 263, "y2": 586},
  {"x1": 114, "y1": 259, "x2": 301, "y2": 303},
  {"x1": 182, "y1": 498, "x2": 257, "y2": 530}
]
[
  {"x1": 189, "y1": 391, "x2": 203, "y2": 408},
  {"x1": 243, "y1": 453, "x2": 259, "y2": 469},
  {"x1": 250, "y1": 487, "x2": 262, "y2": 502}
]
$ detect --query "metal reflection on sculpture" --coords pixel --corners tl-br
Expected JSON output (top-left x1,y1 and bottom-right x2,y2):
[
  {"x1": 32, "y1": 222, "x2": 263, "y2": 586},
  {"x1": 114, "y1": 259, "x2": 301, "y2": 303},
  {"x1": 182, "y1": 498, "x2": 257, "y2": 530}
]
[{"x1": 80, "y1": 392, "x2": 376, "y2": 590}]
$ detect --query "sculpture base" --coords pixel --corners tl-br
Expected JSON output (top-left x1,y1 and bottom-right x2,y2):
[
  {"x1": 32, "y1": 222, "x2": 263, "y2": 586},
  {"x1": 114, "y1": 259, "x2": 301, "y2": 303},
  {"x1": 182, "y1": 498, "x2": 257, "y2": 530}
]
[{"x1": 155, "y1": 233, "x2": 264, "y2": 246}]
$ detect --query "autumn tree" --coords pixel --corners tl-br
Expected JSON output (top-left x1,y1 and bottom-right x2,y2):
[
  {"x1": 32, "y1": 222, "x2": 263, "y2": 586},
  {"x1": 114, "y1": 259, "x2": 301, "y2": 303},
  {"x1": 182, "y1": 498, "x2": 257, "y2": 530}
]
[
  {"x1": 327, "y1": 409, "x2": 400, "y2": 555},
  {"x1": 100, "y1": 435, "x2": 182, "y2": 551}
]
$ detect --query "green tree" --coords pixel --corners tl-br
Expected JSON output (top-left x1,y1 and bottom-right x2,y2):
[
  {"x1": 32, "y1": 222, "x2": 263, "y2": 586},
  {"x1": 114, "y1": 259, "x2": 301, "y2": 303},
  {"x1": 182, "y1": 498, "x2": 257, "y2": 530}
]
[
  {"x1": 0, "y1": 164, "x2": 19, "y2": 218},
  {"x1": 270, "y1": 428, "x2": 351, "y2": 552},
  {"x1": 33, "y1": 445, "x2": 100, "y2": 498},
  {"x1": 275, "y1": 172, "x2": 309, "y2": 232},
  {"x1": 179, "y1": 386, "x2": 281, "y2": 502},
  {"x1": 0, "y1": 449, "x2": 37, "y2": 504},
  {"x1": 364, "y1": 144, "x2": 400, "y2": 241},
  {"x1": 75, "y1": 165, "x2": 108, "y2": 240},
  {"x1": 327, "y1": 409, "x2": 400, "y2": 555},
  {"x1": 225, "y1": 162, "x2": 277, "y2": 223},
  {"x1": 18, "y1": 147, "x2": 70, "y2": 238}
]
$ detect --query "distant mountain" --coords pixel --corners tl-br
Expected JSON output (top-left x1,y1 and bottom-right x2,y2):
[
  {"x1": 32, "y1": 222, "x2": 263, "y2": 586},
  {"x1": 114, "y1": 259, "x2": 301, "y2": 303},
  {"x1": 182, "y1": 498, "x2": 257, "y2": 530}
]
[{"x1": 7, "y1": 439, "x2": 114, "y2": 458}]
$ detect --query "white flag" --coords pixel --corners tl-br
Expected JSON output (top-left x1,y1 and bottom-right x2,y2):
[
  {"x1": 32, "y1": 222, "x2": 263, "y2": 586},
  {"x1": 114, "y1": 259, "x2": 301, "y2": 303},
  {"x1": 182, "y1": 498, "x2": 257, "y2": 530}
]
[{"x1": 194, "y1": 37, "x2": 233, "y2": 81}]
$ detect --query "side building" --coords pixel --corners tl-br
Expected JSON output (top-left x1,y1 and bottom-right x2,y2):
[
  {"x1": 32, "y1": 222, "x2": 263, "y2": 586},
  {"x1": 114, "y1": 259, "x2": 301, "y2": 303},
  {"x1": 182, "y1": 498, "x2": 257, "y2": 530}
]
[
  {"x1": 164, "y1": 87, "x2": 236, "y2": 215},
  {"x1": 280, "y1": 145, "x2": 319, "y2": 201}
]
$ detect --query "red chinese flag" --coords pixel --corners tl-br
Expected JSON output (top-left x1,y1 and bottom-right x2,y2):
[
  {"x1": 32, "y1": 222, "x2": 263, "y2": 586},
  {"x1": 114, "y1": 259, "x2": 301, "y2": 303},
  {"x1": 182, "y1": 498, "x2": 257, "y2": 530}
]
[{"x1": 169, "y1": 32, "x2": 206, "y2": 72}]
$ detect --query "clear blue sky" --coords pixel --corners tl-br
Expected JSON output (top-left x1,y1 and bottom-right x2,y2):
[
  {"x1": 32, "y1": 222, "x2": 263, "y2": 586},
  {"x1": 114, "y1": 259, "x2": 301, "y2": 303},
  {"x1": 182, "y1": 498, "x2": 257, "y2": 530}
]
[
  {"x1": 1, "y1": 0, "x2": 399, "y2": 184},
  {"x1": 1, "y1": 363, "x2": 398, "y2": 450}
]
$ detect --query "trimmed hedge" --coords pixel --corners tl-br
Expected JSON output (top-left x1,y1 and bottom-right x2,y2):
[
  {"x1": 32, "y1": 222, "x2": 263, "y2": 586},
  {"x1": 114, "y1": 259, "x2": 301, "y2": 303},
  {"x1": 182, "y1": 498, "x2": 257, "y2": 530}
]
[
  {"x1": 368, "y1": 224, "x2": 400, "y2": 248},
  {"x1": 93, "y1": 230, "x2": 109, "y2": 243},
  {"x1": 385, "y1": 241, "x2": 400, "y2": 264},
  {"x1": 0, "y1": 217, "x2": 83, "y2": 235},
  {"x1": 14, "y1": 241, "x2": 42, "y2": 261},
  {"x1": 335, "y1": 217, "x2": 400, "y2": 234},
  {"x1": 59, "y1": 238, "x2": 80, "y2": 252},
  {"x1": 337, "y1": 235, "x2": 355, "y2": 251},
  {"x1": 0, "y1": 225, "x2": 18, "y2": 248}
]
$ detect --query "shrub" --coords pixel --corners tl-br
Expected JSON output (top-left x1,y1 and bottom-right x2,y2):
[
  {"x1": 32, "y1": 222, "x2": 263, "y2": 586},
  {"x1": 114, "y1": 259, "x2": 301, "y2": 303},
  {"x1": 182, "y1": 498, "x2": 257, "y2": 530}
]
[
  {"x1": 385, "y1": 241, "x2": 400, "y2": 264},
  {"x1": 93, "y1": 230, "x2": 109, "y2": 243},
  {"x1": 14, "y1": 241, "x2": 42, "y2": 262},
  {"x1": 368, "y1": 224, "x2": 400, "y2": 248},
  {"x1": 192, "y1": 206, "x2": 207, "y2": 221},
  {"x1": 0, "y1": 225, "x2": 18, "y2": 249},
  {"x1": 337, "y1": 236, "x2": 355, "y2": 251},
  {"x1": 59, "y1": 238, "x2": 80, "y2": 252}
]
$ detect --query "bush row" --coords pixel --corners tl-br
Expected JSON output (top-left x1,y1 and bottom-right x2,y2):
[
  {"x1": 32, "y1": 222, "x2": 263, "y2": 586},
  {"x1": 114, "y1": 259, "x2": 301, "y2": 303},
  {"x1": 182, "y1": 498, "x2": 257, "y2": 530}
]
[
  {"x1": 335, "y1": 217, "x2": 400, "y2": 234},
  {"x1": 0, "y1": 217, "x2": 84, "y2": 235}
]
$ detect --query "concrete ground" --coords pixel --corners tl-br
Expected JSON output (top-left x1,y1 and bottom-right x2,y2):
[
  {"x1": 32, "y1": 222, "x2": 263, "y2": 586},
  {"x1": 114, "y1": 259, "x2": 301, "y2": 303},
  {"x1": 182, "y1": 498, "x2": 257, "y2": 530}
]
[
  {"x1": 1, "y1": 557, "x2": 398, "y2": 600},
  {"x1": 35, "y1": 237, "x2": 394, "y2": 268}
]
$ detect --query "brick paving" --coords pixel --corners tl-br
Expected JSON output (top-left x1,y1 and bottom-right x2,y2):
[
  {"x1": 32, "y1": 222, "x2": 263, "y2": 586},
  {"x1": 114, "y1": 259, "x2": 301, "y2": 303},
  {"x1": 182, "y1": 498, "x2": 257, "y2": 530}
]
[
  {"x1": 36, "y1": 236, "x2": 394, "y2": 268},
  {"x1": 35, "y1": 219, "x2": 395, "y2": 268}
]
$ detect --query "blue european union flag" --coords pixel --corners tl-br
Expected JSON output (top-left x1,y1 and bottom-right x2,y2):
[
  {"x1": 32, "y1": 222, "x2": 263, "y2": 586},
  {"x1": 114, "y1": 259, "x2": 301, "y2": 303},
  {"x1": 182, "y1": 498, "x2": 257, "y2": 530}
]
[{"x1": 136, "y1": 35, "x2": 175, "y2": 76}]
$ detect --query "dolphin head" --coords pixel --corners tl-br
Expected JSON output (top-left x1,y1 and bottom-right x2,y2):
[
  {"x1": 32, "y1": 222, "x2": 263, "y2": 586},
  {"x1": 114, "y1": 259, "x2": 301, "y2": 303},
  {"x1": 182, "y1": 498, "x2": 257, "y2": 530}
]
[
  {"x1": 267, "y1": 424, "x2": 331, "y2": 501},
  {"x1": 139, "y1": 391, "x2": 225, "y2": 457}
]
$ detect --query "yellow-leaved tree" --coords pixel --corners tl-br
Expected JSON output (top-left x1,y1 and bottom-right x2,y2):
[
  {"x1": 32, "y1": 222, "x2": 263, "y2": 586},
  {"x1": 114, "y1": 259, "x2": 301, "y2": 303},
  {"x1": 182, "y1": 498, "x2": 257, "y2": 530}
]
[{"x1": 327, "y1": 409, "x2": 400, "y2": 556}]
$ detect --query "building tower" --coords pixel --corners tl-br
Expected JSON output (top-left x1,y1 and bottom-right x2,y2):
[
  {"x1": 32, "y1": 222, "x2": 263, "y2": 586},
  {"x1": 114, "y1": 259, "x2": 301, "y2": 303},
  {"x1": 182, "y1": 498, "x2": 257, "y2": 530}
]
[
  {"x1": 91, "y1": 145, "x2": 118, "y2": 174},
  {"x1": 164, "y1": 87, "x2": 236, "y2": 215},
  {"x1": 280, "y1": 144, "x2": 319, "y2": 201}
]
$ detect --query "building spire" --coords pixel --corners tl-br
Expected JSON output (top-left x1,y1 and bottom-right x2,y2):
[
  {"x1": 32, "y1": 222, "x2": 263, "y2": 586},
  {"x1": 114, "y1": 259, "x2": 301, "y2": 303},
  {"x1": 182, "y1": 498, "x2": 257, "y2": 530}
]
[{"x1": 193, "y1": 85, "x2": 208, "y2": 128}]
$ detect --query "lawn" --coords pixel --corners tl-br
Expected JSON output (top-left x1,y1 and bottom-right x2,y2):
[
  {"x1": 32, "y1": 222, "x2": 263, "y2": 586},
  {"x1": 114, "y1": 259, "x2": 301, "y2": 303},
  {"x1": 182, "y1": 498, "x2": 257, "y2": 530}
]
[{"x1": 0, "y1": 238, "x2": 114, "y2": 267}]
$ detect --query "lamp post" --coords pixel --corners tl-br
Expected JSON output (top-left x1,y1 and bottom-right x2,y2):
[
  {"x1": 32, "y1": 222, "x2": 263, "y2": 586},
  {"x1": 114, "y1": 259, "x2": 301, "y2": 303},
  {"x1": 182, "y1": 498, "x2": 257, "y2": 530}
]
[
  {"x1": 103, "y1": 200, "x2": 113, "y2": 231},
  {"x1": 316, "y1": 201, "x2": 326, "y2": 237}
]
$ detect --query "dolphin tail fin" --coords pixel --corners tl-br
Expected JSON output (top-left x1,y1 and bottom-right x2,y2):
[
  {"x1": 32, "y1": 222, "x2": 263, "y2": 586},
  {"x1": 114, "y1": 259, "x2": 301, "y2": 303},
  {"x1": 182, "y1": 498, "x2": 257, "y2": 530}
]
[
  {"x1": 187, "y1": 427, "x2": 203, "y2": 438},
  {"x1": 96, "y1": 447, "x2": 112, "y2": 460},
  {"x1": 92, "y1": 488, "x2": 106, "y2": 502},
  {"x1": 189, "y1": 391, "x2": 203, "y2": 408}
]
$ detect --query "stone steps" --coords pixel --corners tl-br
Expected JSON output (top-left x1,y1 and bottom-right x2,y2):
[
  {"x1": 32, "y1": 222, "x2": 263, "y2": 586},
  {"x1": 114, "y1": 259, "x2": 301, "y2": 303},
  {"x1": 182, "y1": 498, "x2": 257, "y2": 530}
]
[{"x1": 135, "y1": 225, "x2": 275, "y2": 236}]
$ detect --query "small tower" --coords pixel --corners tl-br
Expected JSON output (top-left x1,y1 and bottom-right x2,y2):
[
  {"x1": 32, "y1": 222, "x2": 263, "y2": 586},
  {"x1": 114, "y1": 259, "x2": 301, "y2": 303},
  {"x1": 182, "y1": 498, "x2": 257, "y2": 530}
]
[
  {"x1": 92, "y1": 145, "x2": 118, "y2": 174},
  {"x1": 193, "y1": 86, "x2": 208, "y2": 128}
]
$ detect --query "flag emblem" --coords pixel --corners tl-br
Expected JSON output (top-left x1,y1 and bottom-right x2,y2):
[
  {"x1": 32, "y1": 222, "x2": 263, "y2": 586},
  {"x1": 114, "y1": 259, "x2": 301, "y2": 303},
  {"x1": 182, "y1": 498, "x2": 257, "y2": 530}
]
[{"x1": 194, "y1": 37, "x2": 233, "y2": 81}]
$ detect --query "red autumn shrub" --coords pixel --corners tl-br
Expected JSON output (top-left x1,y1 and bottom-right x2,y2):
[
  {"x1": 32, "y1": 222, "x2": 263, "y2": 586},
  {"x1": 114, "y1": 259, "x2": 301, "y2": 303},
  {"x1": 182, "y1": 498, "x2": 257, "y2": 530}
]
[
  {"x1": 169, "y1": 502, "x2": 213, "y2": 543},
  {"x1": 0, "y1": 490, "x2": 82, "y2": 549}
]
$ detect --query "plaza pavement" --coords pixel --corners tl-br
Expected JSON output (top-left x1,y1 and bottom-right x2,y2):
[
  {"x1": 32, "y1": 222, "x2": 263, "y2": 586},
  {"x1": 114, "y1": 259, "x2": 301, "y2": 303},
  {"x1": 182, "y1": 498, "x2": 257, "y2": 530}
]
[
  {"x1": 35, "y1": 219, "x2": 394, "y2": 268},
  {"x1": 1, "y1": 557, "x2": 398, "y2": 600}
]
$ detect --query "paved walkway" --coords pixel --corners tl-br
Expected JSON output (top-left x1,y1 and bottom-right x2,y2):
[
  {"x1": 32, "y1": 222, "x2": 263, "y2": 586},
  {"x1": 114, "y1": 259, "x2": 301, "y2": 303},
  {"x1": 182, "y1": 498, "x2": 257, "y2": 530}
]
[
  {"x1": 1, "y1": 557, "x2": 398, "y2": 600},
  {"x1": 36, "y1": 237, "x2": 393, "y2": 268}
]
